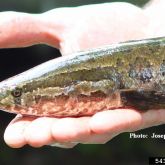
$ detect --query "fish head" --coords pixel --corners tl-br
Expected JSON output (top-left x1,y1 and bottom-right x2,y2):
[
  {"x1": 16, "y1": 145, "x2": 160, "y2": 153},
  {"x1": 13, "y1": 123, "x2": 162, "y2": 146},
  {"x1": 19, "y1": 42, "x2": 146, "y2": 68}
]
[{"x1": 0, "y1": 85, "x2": 23, "y2": 112}]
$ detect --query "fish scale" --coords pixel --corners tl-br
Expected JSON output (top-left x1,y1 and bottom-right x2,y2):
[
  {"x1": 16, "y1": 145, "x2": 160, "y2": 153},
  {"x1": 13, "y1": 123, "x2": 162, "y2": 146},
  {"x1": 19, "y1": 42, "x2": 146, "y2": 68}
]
[{"x1": 0, "y1": 37, "x2": 165, "y2": 117}]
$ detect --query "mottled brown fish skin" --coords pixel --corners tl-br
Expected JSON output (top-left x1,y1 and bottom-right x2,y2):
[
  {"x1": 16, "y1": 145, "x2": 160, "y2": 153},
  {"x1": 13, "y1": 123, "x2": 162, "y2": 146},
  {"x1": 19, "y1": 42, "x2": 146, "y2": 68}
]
[{"x1": 0, "y1": 37, "x2": 165, "y2": 117}]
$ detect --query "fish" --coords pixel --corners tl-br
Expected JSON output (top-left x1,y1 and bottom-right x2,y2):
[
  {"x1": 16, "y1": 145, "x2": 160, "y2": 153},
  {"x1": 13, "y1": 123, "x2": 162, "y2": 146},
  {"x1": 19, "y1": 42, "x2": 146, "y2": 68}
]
[{"x1": 0, "y1": 37, "x2": 165, "y2": 117}]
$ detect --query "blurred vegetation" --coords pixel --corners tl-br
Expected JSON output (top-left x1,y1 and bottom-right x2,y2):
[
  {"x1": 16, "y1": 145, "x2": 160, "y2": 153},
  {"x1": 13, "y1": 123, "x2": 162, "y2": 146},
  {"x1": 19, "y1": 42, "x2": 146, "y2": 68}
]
[
  {"x1": 0, "y1": 0, "x2": 149, "y2": 12},
  {"x1": 0, "y1": 0, "x2": 165, "y2": 165}
]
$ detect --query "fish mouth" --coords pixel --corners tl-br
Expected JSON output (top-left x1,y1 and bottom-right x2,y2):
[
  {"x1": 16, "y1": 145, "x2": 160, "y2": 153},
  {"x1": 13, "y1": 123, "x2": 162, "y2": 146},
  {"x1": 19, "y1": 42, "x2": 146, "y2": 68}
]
[
  {"x1": 0, "y1": 91, "x2": 7, "y2": 106},
  {"x1": 0, "y1": 88, "x2": 15, "y2": 109},
  {"x1": 0, "y1": 90, "x2": 6, "y2": 98}
]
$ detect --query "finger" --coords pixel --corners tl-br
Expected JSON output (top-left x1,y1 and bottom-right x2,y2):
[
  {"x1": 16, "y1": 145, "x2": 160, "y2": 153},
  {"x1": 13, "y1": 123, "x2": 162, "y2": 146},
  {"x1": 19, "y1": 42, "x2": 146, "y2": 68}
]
[
  {"x1": 24, "y1": 117, "x2": 55, "y2": 147},
  {"x1": 139, "y1": 109, "x2": 165, "y2": 129},
  {"x1": 0, "y1": 11, "x2": 60, "y2": 48},
  {"x1": 90, "y1": 109, "x2": 165, "y2": 135},
  {"x1": 90, "y1": 109, "x2": 143, "y2": 134},
  {"x1": 50, "y1": 109, "x2": 162, "y2": 144},
  {"x1": 51, "y1": 116, "x2": 118, "y2": 144},
  {"x1": 51, "y1": 117, "x2": 91, "y2": 142},
  {"x1": 4, "y1": 116, "x2": 34, "y2": 148}
]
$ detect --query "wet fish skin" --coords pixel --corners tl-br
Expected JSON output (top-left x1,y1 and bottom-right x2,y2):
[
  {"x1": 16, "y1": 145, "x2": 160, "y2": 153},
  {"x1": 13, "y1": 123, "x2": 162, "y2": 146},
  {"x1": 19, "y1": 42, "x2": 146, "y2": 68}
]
[{"x1": 0, "y1": 37, "x2": 165, "y2": 117}]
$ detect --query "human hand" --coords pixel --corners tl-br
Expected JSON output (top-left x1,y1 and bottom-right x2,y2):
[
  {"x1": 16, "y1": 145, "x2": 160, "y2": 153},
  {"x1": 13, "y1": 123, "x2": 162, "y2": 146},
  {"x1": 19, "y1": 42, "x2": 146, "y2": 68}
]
[{"x1": 2, "y1": 0, "x2": 165, "y2": 148}]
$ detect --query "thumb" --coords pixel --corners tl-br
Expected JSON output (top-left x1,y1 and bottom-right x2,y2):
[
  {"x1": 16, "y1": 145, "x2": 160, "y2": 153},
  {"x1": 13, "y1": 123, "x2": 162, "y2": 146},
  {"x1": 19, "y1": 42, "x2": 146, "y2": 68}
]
[{"x1": 0, "y1": 11, "x2": 61, "y2": 48}]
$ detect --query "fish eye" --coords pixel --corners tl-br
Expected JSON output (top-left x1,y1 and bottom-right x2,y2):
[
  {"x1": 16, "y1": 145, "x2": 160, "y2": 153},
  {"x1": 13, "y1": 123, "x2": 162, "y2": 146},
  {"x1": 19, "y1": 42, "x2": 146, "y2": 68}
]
[{"x1": 11, "y1": 88, "x2": 22, "y2": 97}]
